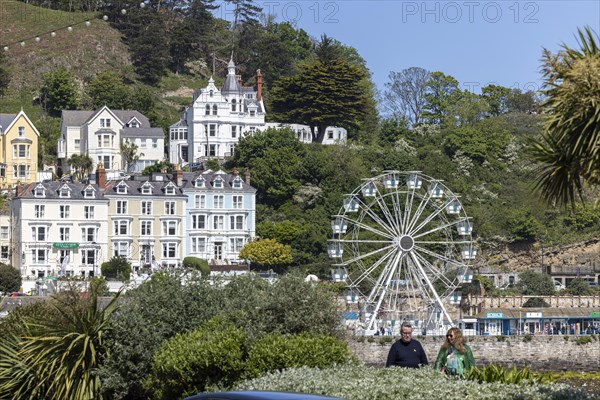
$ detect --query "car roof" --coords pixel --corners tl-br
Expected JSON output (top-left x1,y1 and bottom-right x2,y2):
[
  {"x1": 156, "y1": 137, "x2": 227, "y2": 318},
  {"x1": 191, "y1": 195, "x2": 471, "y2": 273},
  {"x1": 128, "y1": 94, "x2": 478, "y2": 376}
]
[{"x1": 183, "y1": 391, "x2": 347, "y2": 400}]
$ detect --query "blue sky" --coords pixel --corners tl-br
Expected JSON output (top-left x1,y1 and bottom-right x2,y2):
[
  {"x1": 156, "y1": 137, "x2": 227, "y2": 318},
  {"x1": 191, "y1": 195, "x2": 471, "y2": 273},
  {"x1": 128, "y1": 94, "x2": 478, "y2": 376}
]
[{"x1": 217, "y1": 1, "x2": 600, "y2": 94}]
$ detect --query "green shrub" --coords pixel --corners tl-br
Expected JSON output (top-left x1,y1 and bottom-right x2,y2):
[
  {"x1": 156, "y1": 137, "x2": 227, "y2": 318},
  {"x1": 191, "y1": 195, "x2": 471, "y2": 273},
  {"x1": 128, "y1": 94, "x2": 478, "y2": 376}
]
[
  {"x1": 356, "y1": 336, "x2": 366, "y2": 343},
  {"x1": 575, "y1": 336, "x2": 592, "y2": 345},
  {"x1": 379, "y1": 336, "x2": 393, "y2": 346},
  {"x1": 466, "y1": 363, "x2": 554, "y2": 385},
  {"x1": 145, "y1": 317, "x2": 247, "y2": 400},
  {"x1": 243, "y1": 332, "x2": 356, "y2": 380},
  {"x1": 235, "y1": 364, "x2": 593, "y2": 400},
  {"x1": 182, "y1": 256, "x2": 210, "y2": 276},
  {"x1": 523, "y1": 334, "x2": 533, "y2": 342},
  {"x1": 496, "y1": 335, "x2": 507, "y2": 342}
]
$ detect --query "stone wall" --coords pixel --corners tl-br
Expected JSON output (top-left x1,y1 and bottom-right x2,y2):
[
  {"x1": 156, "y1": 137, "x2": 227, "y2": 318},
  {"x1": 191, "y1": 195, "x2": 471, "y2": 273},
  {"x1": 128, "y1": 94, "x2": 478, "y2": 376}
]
[{"x1": 348, "y1": 335, "x2": 600, "y2": 371}]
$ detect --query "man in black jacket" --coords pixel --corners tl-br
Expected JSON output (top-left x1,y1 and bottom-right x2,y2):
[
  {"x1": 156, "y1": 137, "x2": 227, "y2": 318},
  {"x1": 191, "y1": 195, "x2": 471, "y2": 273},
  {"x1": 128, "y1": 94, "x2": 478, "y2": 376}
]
[{"x1": 385, "y1": 322, "x2": 429, "y2": 368}]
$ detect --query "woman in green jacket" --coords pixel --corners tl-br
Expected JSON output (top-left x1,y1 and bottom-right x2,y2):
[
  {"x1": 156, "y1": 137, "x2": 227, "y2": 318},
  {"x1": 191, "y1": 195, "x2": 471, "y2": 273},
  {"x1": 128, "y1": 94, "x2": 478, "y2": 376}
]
[{"x1": 434, "y1": 327, "x2": 475, "y2": 377}]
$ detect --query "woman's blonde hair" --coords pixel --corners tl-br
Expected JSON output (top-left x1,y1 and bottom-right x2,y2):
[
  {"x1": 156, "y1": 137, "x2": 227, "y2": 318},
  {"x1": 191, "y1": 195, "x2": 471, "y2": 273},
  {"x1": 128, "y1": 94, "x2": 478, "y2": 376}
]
[{"x1": 441, "y1": 327, "x2": 466, "y2": 353}]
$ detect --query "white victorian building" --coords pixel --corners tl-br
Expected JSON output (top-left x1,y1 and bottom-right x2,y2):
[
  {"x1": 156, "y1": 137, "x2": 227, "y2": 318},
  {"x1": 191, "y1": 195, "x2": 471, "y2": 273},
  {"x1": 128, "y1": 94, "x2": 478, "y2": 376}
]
[
  {"x1": 10, "y1": 181, "x2": 109, "y2": 279},
  {"x1": 57, "y1": 106, "x2": 164, "y2": 175},
  {"x1": 169, "y1": 58, "x2": 347, "y2": 166}
]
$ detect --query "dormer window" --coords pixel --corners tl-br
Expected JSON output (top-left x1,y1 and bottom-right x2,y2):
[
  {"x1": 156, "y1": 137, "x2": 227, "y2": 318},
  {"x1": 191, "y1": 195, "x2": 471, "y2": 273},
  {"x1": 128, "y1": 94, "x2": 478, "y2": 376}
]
[
  {"x1": 34, "y1": 186, "x2": 45, "y2": 197},
  {"x1": 141, "y1": 183, "x2": 152, "y2": 195},
  {"x1": 116, "y1": 183, "x2": 128, "y2": 194},
  {"x1": 232, "y1": 178, "x2": 243, "y2": 189},
  {"x1": 231, "y1": 99, "x2": 237, "y2": 112},
  {"x1": 195, "y1": 177, "x2": 205, "y2": 188},
  {"x1": 250, "y1": 110, "x2": 255, "y2": 117},
  {"x1": 165, "y1": 184, "x2": 176, "y2": 195},
  {"x1": 209, "y1": 90, "x2": 214, "y2": 97},
  {"x1": 59, "y1": 185, "x2": 71, "y2": 198},
  {"x1": 213, "y1": 178, "x2": 224, "y2": 189},
  {"x1": 84, "y1": 187, "x2": 95, "y2": 198}
]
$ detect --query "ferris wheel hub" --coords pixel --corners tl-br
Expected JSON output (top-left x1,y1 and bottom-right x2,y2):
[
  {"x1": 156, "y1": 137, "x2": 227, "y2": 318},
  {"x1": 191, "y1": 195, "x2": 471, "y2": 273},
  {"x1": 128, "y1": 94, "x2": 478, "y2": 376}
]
[{"x1": 395, "y1": 235, "x2": 414, "y2": 251}]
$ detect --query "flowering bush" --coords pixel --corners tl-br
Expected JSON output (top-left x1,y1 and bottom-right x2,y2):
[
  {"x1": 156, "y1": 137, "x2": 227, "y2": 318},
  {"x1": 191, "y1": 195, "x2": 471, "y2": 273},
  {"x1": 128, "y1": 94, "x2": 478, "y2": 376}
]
[{"x1": 235, "y1": 364, "x2": 597, "y2": 400}]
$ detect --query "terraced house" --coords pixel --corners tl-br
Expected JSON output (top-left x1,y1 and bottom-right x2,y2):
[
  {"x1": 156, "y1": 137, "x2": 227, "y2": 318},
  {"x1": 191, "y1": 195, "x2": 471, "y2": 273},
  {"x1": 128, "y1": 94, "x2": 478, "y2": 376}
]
[{"x1": 9, "y1": 163, "x2": 257, "y2": 278}]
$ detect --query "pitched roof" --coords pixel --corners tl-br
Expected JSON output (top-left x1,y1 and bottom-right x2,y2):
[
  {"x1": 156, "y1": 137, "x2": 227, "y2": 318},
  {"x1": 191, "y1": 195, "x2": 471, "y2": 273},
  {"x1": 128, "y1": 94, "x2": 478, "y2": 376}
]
[{"x1": 0, "y1": 114, "x2": 17, "y2": 131}]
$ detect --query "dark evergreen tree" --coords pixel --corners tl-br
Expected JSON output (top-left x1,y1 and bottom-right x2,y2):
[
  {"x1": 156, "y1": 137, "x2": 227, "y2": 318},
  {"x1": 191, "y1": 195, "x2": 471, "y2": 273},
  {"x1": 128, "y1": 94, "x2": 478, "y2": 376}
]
[{"x1": 270, "y1": 59, "x2": 369, "y2": 143}]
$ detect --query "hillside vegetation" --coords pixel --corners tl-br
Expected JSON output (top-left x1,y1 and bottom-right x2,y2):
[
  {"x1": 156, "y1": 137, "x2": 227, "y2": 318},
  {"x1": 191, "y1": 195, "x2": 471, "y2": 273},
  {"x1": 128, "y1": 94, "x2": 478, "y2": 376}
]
[{"x1": 0, "y1": 3, "x2": 599, "y2": 274}]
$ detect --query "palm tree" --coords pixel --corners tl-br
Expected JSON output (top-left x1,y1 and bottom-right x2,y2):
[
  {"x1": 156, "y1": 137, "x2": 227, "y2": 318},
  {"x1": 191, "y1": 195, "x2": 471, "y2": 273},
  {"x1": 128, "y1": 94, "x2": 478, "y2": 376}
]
[
  {"x1": 67, "y1": 154, "x2": 94, "y2": 180},
  {"x1": 0, "y1": 288, "x2": 120, "y2": 399},
  {"x1": 528, "y1": 27, "x2": 600, "y2": 206}
]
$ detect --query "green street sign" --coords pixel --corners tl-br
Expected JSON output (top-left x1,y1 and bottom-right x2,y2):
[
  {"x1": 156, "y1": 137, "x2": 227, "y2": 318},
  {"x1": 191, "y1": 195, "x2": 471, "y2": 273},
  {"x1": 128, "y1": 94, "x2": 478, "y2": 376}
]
[
  {"x1": 590, "y1": 312, "x2": 600, "y2": 318},
  {"x1": 52, "y1": 242, "x2": 80, "y2": 249}
]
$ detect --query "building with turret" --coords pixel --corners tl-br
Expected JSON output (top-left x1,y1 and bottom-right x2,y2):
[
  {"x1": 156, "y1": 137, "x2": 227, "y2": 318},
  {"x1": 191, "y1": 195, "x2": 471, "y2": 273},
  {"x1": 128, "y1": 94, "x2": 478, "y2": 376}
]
[{"x1": 169, "y1": 58, "x2": 346, "y2": 166}]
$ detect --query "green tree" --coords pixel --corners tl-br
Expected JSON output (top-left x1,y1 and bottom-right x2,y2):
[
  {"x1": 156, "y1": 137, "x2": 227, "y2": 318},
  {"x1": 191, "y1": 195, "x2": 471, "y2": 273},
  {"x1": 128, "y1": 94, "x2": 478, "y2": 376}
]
[
  {"x1": 40, "y1": 68, "x2": 78, "y2": 117},
  {"x1": 146, "y1": 317, "x2": 246, "y2": 399},
  {"x1": 0, "y1": 263, "x2": 21, "y2": 294},
  {"x1": 67, "y1": 154, "x2": 93, "y2": 180},
  {"x1": 257, "y1": 220, "x2": 305, "y2": 245},
  {"x1": 142, "y1": 160, "x2": 176, "y2": 175},
  {"x1": 234, "y1": 127, "x2": 305, "y2": 205},
  {"x1": 378, "y1": 117, "x2": 410, "y2": 146},
  {"x1": 182, "y1": 256, "x2": 210, "y2": 276},
  {"x1": 270, "y1": 59, "x2": 369, "y2": 143},
  {"x1": 421, "y1": 71, "x2": 460, "y2": 125},
  {"x1": 0, "y1": 50, "x2": 10, "y2": 96},
  {"x1": 482, "y1": 84, "x2": 512, "y2": 116},
  {"x1": 516, "y1": 270, "x2": 555, "y2": 295},
  {"x1": 86, "y1": 71, "x2": 131, "y2": 109},
  {"x1": 239, "y1": 239, "x2": 292, "y2": 268},
  {"x1": 0, "y1": 289, "x2": 120, "y2": 399},
  {"x1": 528, "y1": 27, "x2": 600, "y2": 206},
  {"x1": 101, "y1": 256, "x2": 132, "y2": 281},
  {"x1": 567, "y1": 277, "x2": 592, "y2": 295},
  {"x1": 120, "y1": 140, "x2": 144, "y2": 173}
]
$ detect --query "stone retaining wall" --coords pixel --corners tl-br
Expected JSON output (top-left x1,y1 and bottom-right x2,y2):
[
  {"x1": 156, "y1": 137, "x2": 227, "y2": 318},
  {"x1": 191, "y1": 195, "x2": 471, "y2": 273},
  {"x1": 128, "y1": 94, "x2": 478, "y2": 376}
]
[{"x1": 348, "y1": 335, "x2": 600, "y2": 371}]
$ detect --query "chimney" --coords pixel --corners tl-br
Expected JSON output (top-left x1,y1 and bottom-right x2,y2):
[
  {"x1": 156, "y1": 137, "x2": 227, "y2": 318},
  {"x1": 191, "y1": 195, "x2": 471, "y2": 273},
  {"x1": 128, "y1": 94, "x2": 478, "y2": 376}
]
[
  {"x1": 256, "y1": 69, "x2": 263, "y2": 102},
  {"x1": 174, "y1": 164, "x2": 183, "y2": 187},
  {"x1": 97, "y1": 163, "x2": 107, "y2": 189},
  {"x1": 15, "y1": 181, "x2": 21, "y2": 196},
  {"x1": 232, "y1": 167, "x2": 239, "y2": 177},
  {"x1": 244, "y1": 168, "x2": 250, "y2": 185}
]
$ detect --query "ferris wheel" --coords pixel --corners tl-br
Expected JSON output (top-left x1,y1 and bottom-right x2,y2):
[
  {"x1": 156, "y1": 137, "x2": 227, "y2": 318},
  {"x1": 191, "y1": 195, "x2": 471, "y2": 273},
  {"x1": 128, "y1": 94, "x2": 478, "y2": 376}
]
[{"x1": 328, "y1": 171, "x2": 476, "y2": 333}]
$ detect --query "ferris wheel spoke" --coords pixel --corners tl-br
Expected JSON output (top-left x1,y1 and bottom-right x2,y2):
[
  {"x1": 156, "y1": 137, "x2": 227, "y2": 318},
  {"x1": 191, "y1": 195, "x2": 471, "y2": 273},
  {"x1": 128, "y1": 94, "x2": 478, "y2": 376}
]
[
  {"x1": 352, "y1": 197, "x2": 398, "y2": 237},
  {"x1": 405, "y1": 191, "x2": 434, "y2": 234},
  {"x1": 412, "y1": 250, "x2": 456, "y2": 288},
  {"x1": 412, "y1": 218, "x2": 466, "y2": 240},
  {"x1": 408, "y1": 198, "x2": 454, "y2": 236},
  {"x1": 336, "y1": 243, "x2": 395, "y2": 269},
  {"x1": 365, "y1": 250, "x2": 405, "y2": 330},
  {"x1": 351, "y1": 246, "x2": 398, "y2": 287},
  {"x1": 411, "y1": 251, "x2": 450, "y2": 284},
  {"x1": 413, "y1": 244, "x2": 468, "y2": 268},
  {"x1": 341, "y1": 214, "x2": 396, "y2": 240},
  {"x1": 372, "y1": 193, "x2": 402, "y2": 236},
  {"x1": 408, "y1": 251, "x2": 454, "y2": 325},
  {"x1": 390, "y1": 191, "x2": 407, "y2": 233}
]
